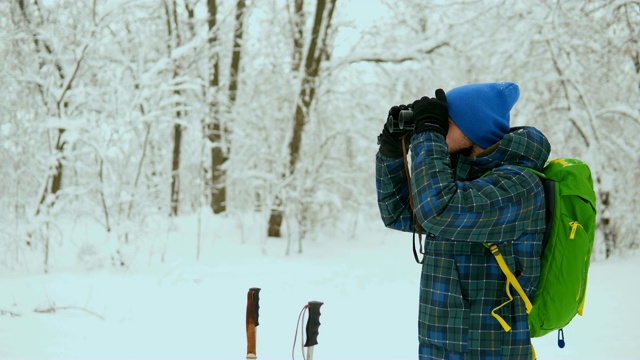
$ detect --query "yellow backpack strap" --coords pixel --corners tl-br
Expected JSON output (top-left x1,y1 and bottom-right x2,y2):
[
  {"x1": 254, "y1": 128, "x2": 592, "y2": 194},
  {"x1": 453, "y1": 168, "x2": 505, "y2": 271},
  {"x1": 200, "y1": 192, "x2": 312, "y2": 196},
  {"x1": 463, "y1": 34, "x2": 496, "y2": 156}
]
[
  {"x1": 487, "y1": 243, "x2": 533, "y2": 332},
  {"x1": 578, "y1": 279, "x2": 588, "y2": 316}
]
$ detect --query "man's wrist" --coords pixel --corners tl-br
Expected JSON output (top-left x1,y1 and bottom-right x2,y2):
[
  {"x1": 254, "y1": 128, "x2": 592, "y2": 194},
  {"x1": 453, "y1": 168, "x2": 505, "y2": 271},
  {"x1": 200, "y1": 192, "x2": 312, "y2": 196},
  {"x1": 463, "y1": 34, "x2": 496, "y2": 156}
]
[
  {"x1": 413, "y1": 120, "x2": 447, "y2": 138},
  {"x1": 378, "y1": 144, "x2": 404, "y2": 159}
]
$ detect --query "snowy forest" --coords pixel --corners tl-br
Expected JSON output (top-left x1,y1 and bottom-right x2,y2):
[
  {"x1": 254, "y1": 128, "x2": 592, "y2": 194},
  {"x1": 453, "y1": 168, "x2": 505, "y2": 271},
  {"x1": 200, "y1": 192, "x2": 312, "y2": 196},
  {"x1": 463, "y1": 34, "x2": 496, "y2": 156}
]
[{"x1": 1, "y1": 0, "x2": 639, "y2": 273}]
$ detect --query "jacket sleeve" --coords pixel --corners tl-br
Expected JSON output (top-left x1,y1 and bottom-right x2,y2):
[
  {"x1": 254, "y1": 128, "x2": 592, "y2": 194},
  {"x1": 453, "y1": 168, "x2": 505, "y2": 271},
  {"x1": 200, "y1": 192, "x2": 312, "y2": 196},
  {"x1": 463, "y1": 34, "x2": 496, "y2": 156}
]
[
  {"x1": 409, "y1": 132, "x2": 541, "y2": 243},
  {"x1": 375, "y1": 151, "x2": 415, "y2": 232}
]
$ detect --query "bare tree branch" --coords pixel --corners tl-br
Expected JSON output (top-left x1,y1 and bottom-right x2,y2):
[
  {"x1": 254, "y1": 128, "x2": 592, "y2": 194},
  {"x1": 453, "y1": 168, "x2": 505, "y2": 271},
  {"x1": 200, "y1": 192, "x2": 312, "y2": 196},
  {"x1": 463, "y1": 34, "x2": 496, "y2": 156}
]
[
  {"x1": 596, "y1": 107, "x2": 640, "y2": 126},
  {"x1": 34, "y1": 305, "x2": 105, "y2": 321},
  {"x1": 348, "y1": 42, "x2": 450, "y2": 64}
]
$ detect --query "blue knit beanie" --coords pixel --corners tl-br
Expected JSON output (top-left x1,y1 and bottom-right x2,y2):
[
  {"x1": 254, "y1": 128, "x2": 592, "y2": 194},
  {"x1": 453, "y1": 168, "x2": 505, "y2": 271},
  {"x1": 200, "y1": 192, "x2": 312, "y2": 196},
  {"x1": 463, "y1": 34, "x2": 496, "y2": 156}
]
[{"x1": 446, "y1": 82, "x2": 520, "y2": 149}]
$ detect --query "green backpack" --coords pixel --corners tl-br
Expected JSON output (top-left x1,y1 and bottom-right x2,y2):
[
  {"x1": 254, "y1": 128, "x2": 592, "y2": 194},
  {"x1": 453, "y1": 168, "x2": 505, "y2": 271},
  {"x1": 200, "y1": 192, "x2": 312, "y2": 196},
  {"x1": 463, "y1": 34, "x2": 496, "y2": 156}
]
[{"x1": 487, "y1": 159, "x2": 597, "y2": 345}]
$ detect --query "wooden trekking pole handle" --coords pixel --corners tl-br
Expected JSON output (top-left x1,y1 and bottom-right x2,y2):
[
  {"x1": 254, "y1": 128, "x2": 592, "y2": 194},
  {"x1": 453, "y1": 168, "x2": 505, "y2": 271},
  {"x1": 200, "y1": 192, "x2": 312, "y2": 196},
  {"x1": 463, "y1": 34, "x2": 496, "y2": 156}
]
[{"x1": 246, "y1": 287, "x2": 260, "y2": 359}]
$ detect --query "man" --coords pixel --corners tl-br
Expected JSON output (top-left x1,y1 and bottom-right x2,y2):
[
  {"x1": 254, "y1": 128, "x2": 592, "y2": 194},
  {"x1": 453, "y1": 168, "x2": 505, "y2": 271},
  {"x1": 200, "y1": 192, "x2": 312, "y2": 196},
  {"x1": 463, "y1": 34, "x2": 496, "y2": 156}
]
[{"x1": 376, "y1": 82, "x2": 550, "y2": 359}]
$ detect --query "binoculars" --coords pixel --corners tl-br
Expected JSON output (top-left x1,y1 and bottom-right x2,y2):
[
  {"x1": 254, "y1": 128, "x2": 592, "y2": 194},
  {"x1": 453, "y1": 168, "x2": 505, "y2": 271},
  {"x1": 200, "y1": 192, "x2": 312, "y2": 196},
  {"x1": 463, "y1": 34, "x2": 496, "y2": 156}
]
[{"x1": 387, "y1": 109, "x2": 414, "y2": 133}]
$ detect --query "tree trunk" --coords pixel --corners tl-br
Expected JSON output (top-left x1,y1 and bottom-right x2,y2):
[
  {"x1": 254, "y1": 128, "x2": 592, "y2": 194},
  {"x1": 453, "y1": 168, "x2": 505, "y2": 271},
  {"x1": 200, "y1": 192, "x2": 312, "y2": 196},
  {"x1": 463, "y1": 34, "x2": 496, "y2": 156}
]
[
  {"x1": 16, "y1": 0, "x2": 94, "y2": 273},
  {"x1": 291, "y1": 0, "x2": 305, "y2": 73},
  {"x1": 267, "y1": 0, "x2": 337, "y2": 238},
  {"x1": 267, "y1": 0, "x2": 305, "y2": 238},
  {"x1": 268, "y1": 210, "x2": 284, "y2": 237},
  {"x1": 599, "y1": 190, "x2": 615, "y2": 258},
  {"x1": 209, "y1": 0, "x2": 246, "y2": 214},
  {"x1": 36, "y1": 129, "x2": 65, "y2": 215},
  {"x1": 228, "y1": 0, "x2": 246, "y2": 105},
  {"x1": 17, "y1": 0, "x2": 69, "y2": 216},
  {"x1": 166, "y1": 0, "x2": 184, "y2": 217},
  {"x1": 170, "y1": 122, "x2": 182, "y2": 216},
  {"x1": 206, "y1": 0, "x2": 224, "y2": 213}
]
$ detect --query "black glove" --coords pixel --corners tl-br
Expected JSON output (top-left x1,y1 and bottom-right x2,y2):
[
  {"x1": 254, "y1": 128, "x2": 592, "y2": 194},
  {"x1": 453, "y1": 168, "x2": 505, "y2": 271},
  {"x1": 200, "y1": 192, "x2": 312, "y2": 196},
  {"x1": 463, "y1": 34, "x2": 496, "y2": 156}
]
[
  {"x1": 378, "y1": 104, "x2": 412, "y2": 158},
  {"x1": 411, "y1": 89, "x2": 449, "y2": 138}
]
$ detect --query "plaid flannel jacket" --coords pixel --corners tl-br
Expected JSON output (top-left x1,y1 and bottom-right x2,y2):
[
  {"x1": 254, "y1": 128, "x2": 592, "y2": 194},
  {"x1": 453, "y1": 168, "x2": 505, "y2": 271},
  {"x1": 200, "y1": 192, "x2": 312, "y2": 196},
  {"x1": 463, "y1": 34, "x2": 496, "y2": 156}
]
[{"x1": 376, "y1": 127, "x2": 551, "y2": 359}]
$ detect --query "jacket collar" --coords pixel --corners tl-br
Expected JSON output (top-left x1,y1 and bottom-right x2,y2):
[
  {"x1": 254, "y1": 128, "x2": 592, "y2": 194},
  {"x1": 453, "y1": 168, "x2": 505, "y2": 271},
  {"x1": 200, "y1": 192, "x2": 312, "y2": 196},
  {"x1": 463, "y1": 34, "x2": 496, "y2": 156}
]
[{"x1": 455, "y1": 126, "x2": 551, "y2": 181}]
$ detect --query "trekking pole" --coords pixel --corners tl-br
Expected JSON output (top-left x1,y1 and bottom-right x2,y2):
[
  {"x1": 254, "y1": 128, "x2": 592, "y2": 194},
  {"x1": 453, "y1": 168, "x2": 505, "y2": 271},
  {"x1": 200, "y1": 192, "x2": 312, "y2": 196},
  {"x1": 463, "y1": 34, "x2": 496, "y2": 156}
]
[
  {"x1": 304, "y1": 301, "x2": 323, "y2": 360},
  {"x1": 246, "y1": 287, "x2": 261, "y2": 360}
]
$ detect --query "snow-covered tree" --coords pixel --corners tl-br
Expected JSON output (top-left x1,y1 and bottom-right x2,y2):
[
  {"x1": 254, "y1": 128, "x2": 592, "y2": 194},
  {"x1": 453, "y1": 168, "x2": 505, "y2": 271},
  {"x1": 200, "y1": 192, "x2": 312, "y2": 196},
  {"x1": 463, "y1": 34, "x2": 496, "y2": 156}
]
[{"x1": 0, "y1": 0, "x2": 637, "y2": 270}]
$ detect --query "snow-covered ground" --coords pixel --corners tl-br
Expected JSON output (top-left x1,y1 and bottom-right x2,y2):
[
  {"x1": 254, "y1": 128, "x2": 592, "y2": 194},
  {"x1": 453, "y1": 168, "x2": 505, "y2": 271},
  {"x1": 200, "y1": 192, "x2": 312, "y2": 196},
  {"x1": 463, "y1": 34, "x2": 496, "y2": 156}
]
[{"x1": 1, "y1": 212, "x2": 638, "y2": 359}]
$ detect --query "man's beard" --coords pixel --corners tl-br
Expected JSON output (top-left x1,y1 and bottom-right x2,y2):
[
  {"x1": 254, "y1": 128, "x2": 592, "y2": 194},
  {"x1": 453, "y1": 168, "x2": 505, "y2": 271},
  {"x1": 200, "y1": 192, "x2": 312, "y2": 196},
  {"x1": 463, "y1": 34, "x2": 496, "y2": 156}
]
[{"x1": 449, "y1": 143, "x2": 474, "y2": 157}]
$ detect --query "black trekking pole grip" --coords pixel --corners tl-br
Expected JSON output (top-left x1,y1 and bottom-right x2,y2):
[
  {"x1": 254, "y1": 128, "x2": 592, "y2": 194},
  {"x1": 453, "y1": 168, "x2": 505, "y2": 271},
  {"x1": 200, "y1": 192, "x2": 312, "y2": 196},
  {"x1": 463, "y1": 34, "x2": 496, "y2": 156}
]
[{"x1": 304, "y1": 301, "x2": 323, "y2": 347}]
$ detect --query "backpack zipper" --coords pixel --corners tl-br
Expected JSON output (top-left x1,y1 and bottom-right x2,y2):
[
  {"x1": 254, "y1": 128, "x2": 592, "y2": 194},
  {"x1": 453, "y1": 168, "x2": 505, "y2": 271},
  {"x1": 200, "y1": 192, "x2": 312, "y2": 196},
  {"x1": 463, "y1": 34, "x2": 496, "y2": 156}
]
[{"x1": 569, "y1": 221, "x2": 582, "y2": 239}]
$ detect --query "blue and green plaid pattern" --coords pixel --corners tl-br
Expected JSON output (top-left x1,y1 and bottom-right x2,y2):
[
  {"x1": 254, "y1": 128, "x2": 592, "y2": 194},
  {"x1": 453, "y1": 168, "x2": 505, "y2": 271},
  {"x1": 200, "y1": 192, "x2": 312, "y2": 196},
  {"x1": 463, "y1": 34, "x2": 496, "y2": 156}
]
[{"x1": 377, "y1": 127, "x2": 550, "y2": 359}]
